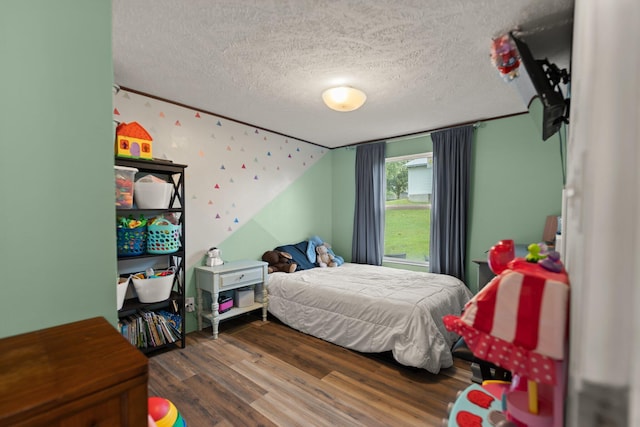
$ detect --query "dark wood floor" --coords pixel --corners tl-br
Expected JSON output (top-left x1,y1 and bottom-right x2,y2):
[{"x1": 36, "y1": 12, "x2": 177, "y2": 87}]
[{"x1": 147, "y1": 313, "x2": 472, "y2": 426}]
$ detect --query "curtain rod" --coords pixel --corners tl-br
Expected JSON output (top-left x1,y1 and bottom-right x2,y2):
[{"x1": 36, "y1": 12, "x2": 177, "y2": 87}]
[
  {"x1": 344, "y1": 120, "x2": 485, "y2": 150},
  {"x1": 385, "y1": 121, "x2": 484, "y2": 144}
]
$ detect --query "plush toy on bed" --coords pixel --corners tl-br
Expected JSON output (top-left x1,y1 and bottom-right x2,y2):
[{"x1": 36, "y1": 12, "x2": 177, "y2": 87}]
[
  {"x1": 262, "y1": 250, "x2": 298, "y2": 274},
  {"x1": 307, "y1": 235, "x2": 344, "y2": 266},
  {"x1": 315, "y1": 244, "x2": 337, "y2": 268}
]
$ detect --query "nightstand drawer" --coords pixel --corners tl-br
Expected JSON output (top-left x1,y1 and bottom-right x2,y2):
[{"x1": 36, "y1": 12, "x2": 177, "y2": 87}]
[{"x1": 219, "y1": 267, "x2": 263, "y2": 288}]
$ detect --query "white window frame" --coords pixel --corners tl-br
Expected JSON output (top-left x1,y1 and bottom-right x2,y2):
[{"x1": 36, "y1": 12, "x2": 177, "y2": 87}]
[{"x1": 383, "y1": 152, "x2": 432, "y2": 267}]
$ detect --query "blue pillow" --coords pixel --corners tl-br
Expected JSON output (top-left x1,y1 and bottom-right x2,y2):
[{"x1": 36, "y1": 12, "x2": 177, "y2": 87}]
[{"x1": 275, "y1": 241, "x2": 316, "y2": 271}]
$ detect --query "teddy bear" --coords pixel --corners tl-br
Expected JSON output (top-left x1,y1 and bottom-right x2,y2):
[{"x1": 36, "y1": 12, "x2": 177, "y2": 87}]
[
  {"x1": 315, "y1": 243, "x2": 337, "y2": 268},
  {"x1": 262, "y1": 250, "x2": 297, "y2": 273}
]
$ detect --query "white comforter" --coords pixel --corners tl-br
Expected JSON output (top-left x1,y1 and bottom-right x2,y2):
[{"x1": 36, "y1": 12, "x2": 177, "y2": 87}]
[{"x1": 267, "y1": 263, "x2": 473, "y2": 374}]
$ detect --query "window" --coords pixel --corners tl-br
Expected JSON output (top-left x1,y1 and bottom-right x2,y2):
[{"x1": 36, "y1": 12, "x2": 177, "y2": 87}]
[{"x1": 384, "y1": 153, "x2": 433, "y2": 264}]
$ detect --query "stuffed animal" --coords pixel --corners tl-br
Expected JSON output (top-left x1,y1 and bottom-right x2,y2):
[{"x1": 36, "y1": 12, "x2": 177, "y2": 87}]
[
  {"x1": 315, "y1": 244, "x2": 337, "y2": 268},
  {"x1": 262, "y1": 250, "x2": 297, "y2": 273},
  {"x1": 307, "y1": 235, "x2": 344, "y2": 266}
]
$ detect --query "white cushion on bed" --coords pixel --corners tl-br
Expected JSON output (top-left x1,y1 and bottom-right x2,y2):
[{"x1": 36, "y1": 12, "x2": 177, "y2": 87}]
[{"x1": 267, "y1": 262, "x2": 473, "y2": 374}]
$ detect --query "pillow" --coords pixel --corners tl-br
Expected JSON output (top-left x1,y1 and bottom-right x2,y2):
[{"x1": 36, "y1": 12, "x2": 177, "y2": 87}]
[{"x1": 275, "y1": 241, "x2": 316, "y2": 271}]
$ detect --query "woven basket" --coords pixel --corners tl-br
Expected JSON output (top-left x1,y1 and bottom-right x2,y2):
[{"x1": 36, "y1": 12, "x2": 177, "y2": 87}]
[
  {"x1": 117, "y1": 225, "x2": 147, "y2": 256},
  {"x1": 147, "y1": 219, "x2": 181, "y2": 254}
]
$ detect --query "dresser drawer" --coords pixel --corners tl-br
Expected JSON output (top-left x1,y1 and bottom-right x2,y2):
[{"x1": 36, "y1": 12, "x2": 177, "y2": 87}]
[{"x1": 219, "y1": 267, "x2": 263, "y2": 288}]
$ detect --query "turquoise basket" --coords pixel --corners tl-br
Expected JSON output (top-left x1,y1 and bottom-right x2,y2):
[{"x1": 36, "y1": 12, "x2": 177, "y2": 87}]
[{"x1": 147, "y1": 220, "x2": 181, "y2": 254}]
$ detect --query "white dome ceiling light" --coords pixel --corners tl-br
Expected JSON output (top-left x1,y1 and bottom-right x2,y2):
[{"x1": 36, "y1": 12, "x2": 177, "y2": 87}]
[{"x1": 321, "y1": 86, "x2": 367, "y2": 112}]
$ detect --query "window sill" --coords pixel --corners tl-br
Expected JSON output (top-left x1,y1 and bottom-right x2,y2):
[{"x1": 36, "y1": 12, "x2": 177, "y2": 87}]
[{"x1": 382, "y1": 258, "x2": 430, "y2": 271}]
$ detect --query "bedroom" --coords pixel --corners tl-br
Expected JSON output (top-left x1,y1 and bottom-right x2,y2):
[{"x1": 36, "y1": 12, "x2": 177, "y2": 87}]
[{"x1": 2, "y1": 1, "x2": 638, "y2": 426}]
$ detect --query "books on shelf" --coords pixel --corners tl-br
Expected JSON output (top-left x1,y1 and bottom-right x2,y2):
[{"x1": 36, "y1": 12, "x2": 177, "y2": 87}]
[{"x1": 118, "y1": 310, "x2": 182, "y2": 349}]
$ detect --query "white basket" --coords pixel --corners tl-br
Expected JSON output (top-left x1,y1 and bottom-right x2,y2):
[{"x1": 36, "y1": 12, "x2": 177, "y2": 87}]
[
  {"x1": 131, "y1": 273, "x2": 174, "y2": 303},
  {"x1": 117, "y1": 277, "x2": 129, "y2": 310},
  {"x1": 134, "y1": 181, "x2": 173, "y2": 209}
]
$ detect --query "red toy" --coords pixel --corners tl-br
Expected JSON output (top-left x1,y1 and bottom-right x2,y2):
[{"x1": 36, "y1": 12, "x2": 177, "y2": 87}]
[
  {"x1": 148, "y1": 397, "x2": 186, "y2": 427},
  {"x1": 491, "y1": 34, "x2": 521, "y2": 81},
  {"x1": 444, "y1": 242, "x2": 570, "y2": 427}
]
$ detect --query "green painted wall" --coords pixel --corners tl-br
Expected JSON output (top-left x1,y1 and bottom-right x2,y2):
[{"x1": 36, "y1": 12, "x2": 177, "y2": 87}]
[
  {"x1": 330, "y1": 147, "x2": 356, "y2": 260},
  {"x1": 0, "y1": 1, "x2": 115, "y2": 338},
  {"x1": 468, "y1": 115, "x2": 564, "y2": 291},
  {"x1": 331, "y1": 115, "x2": 564, "y2": 292}
]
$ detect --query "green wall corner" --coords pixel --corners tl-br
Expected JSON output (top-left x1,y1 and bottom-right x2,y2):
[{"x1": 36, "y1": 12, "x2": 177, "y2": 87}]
[{"x1": 1, "y1": 1, "x2": 115, "y2": 338}]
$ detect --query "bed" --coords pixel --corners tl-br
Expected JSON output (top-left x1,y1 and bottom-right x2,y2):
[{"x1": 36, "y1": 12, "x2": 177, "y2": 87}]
[{"x1": 267, "y1": 262, "x2": 473, "y2": 374}]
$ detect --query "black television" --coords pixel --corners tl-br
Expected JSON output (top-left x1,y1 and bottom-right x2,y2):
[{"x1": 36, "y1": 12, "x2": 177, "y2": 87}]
[{"x1": 509, "y1": 33, "x2": 570, "y2": 141}]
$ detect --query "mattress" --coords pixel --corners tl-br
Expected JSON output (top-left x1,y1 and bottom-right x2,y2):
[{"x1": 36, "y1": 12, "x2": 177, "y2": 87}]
[{"x1": 267, "y1": 262, "x2": 473, "y2": 374}]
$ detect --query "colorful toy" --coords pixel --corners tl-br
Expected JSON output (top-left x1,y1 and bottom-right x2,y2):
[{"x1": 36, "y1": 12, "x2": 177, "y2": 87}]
[
  {"x1": 116, "y1": 121, "x2": 153, "y2": 159},
  {"x1": 525, "y1": 242, "x2": 548, "y2": 263},
  {"x1": 443, "y1": 382, "x2": 515, "y2": 427},
  {"x1": 444, "y1": 241, "x2": 570, "y2": 427},
  {"x1": 118, "y1": 215, "x2": 148, "y2": 229},
  {"x1": 539, "y1": 251, "x2": 563, "y2": 273},
  {"x1": 490, "y1": 34, "x2": 521, "y2": 81},
  {"x1": 148, "y1": 397, "x2": 186, "y2": 427},
  {"x1": 116, "y1": 216, "x2": 148, "y2": 257},
  {"x1": 114, "y1": 166, "x2": 138, "y2": 208}
]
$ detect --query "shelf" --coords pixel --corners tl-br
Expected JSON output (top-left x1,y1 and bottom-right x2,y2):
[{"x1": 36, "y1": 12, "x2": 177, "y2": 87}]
[
  {"x1": 115, "y1": 157, "x2": 187, "y2": 174},
  {"x1": 201, "y1": 301, "x2": 265, "y2": 323},
  {"x1": 115, "y1": 157, "x2": 187, "y2": 352},
  {"x1": 118, "y1": 291, "x2": 183, "y2": 317},
  {"x1": 117, "y1": 208, "x2": 183, "y2": 215},
  {"x1": 140, "y1": 341, "x2": 180, "y2": 354},
  {"x1": 117, "y1": 249, "x2": 185, "y2": 262}
]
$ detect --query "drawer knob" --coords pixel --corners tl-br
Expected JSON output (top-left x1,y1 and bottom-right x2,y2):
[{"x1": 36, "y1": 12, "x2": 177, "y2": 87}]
[{"x1": 239, "y1": 274, "x2": 245, "y2": 279}]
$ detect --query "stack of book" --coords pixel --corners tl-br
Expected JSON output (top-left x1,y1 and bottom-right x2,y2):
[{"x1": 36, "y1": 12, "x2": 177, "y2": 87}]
[{"x1": 118, "y1": 310, "x2": 182, "y2": 349}]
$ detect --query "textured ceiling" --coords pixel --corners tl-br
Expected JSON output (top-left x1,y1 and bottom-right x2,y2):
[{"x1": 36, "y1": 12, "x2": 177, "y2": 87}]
[{"x1": 112, "y1": 0, "x2": 574, "y2": 148}]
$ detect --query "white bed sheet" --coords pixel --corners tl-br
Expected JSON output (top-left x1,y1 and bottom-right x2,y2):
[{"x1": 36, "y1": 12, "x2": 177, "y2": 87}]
[{"x1": 267, "y1": 262, "x2": 473, "y2": 374}]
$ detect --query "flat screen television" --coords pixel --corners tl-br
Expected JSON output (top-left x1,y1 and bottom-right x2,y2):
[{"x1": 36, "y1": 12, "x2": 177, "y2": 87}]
[{"x1": 509, "y1": 33, "x2": 570, "y2": 141}]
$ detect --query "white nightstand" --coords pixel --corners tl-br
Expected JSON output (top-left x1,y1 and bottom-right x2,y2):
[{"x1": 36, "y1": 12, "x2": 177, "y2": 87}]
[{"x1": 195, "y1": 260, "x2": 269, "y2": 339}]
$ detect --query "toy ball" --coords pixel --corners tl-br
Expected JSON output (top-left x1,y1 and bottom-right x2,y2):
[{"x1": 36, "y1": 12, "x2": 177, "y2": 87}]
[{"x1": 148, "y1": 397, "x2": 181, "y2": 427}]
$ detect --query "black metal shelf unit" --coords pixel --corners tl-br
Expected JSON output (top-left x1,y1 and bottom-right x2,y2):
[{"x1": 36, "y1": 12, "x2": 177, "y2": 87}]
[{"x1": 115, "y1": 157, "x2": 187, "y2": 353}]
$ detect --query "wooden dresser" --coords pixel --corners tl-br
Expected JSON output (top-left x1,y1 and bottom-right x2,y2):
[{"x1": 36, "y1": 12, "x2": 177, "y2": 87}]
[{"x1": 0, "y1": 317, "x2": 148, "y2": 426}]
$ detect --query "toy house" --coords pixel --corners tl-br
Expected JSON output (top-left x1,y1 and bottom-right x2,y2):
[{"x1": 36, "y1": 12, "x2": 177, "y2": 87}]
[{"x1": 115, "y1": 121, "x2": 153, "y2": 159}]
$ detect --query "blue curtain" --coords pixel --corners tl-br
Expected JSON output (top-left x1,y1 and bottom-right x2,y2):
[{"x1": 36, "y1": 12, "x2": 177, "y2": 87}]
[
  {"x1": 352, "y1": 142, "x2": 386, "y2": 265},
  {"x1": 429, "y1": 125, "x2": 473, "y2": 281}
]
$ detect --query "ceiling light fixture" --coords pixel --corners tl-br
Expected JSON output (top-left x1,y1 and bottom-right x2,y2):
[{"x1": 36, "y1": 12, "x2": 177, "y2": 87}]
[{"x1": 322, "y1": 86, "x2": 367, "y2": 112}]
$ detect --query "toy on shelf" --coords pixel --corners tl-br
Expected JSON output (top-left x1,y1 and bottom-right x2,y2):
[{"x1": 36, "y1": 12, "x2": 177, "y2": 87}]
[
  {"x1": 116, "y1": 121, "x2": 153, "y2": 159},
  {"x1": 116, "y1": 216, "x2": 148, "y2": 257},
  {"x1": 443, "y1": 240, "x2": 570, "y2": 427}
]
